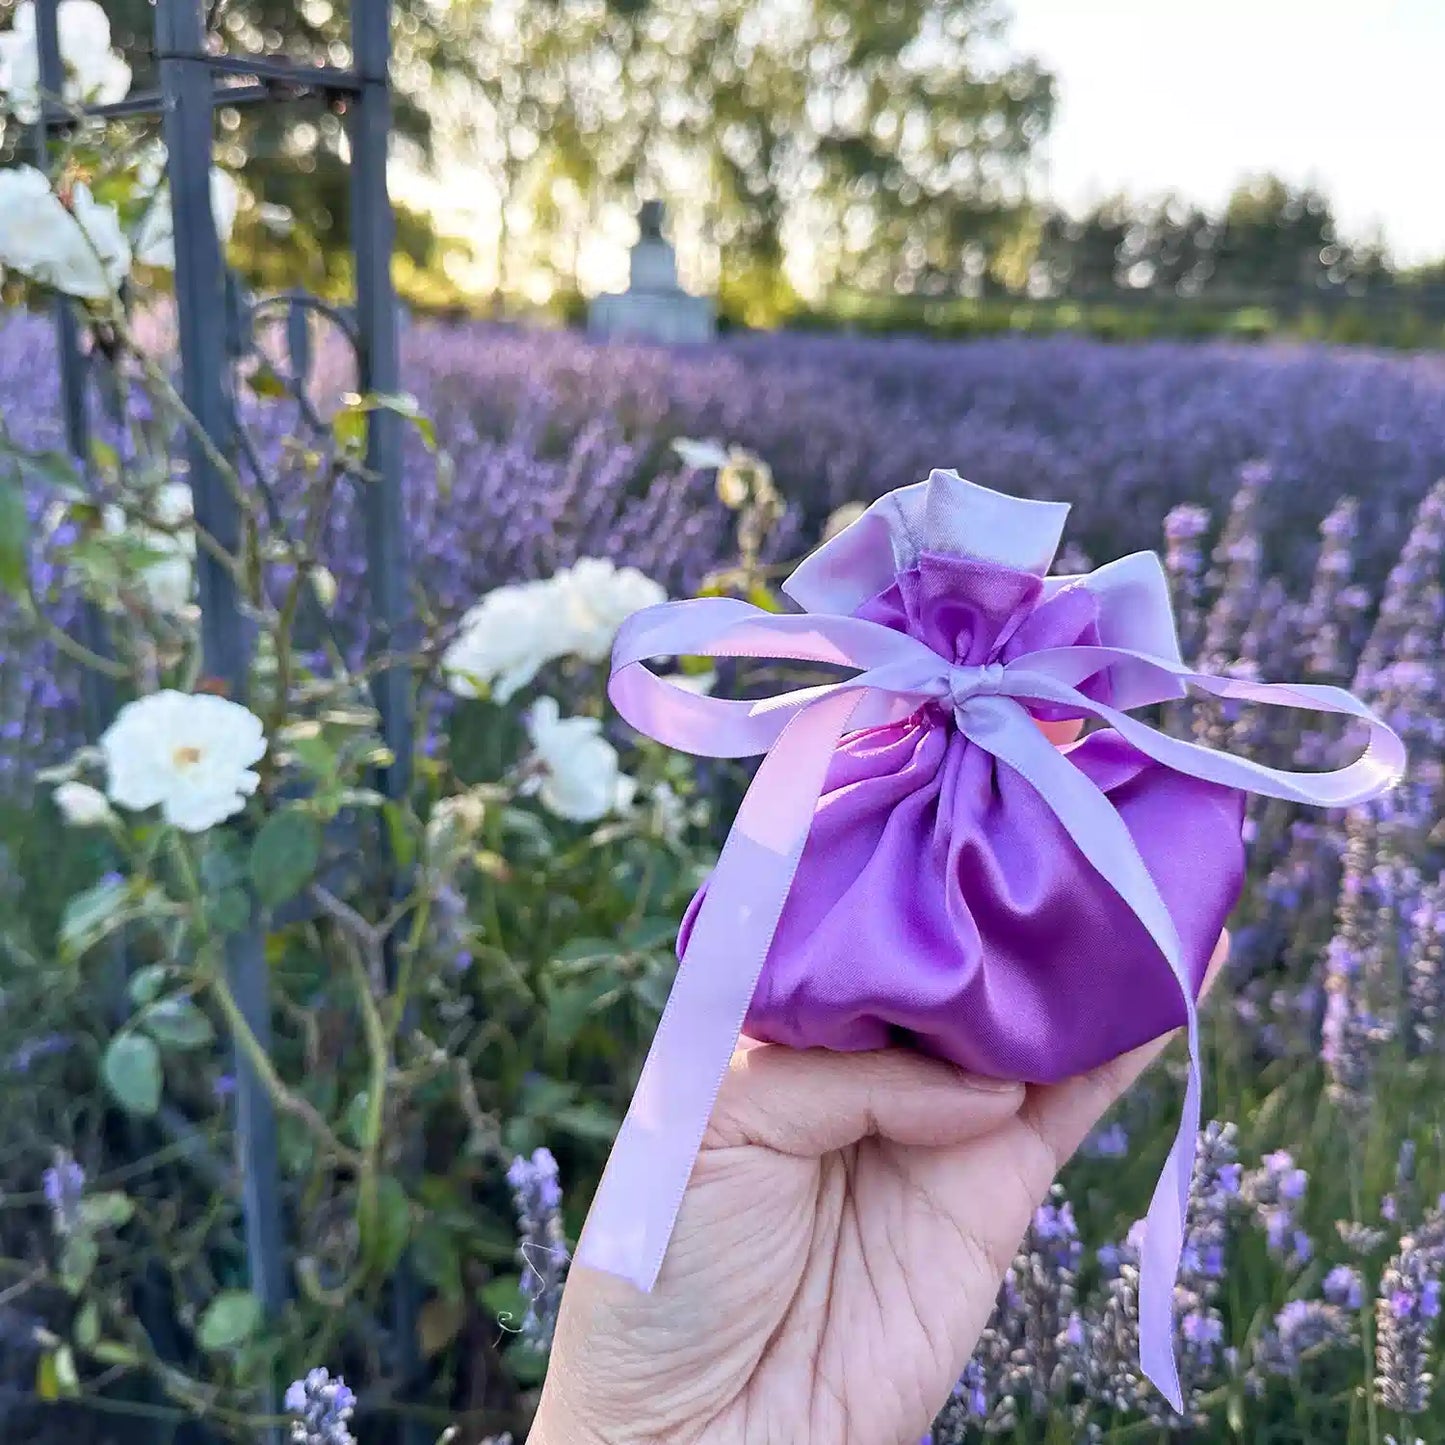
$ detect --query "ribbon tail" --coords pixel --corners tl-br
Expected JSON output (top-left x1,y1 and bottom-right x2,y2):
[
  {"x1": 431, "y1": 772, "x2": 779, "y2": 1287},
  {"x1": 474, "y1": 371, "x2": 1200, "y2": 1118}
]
[
  {"x1": 958, "y1": 695, "x2": 1198, "y2": 1413},
  {"x1": 575, "y1": 687, "x2": 863, "y2": 1289}
]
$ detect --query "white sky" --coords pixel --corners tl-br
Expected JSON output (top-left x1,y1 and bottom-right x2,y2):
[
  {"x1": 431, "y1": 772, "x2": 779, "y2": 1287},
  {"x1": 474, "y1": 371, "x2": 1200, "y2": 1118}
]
[{"x1": 1005, "y1": 0, "x2": 1445, "y2": 264}]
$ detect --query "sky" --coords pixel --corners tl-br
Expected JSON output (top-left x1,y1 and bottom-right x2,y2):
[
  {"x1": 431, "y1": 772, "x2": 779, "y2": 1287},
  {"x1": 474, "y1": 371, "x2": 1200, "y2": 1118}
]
[{"x1": 1004, "y1": 0, "x2": 1445, "y2": 264}]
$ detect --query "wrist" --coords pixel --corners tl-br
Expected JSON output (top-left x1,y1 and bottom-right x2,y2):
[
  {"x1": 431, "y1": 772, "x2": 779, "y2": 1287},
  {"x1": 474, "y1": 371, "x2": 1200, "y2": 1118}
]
[{"x1": 528, "y1": 1388, "x2": 613, "y2": 1445}]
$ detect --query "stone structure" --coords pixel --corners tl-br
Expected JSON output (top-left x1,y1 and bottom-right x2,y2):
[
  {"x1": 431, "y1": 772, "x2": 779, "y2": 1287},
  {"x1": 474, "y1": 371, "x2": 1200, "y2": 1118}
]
[{"x1": 588, "y1": 201, "x2": 715, "y2": 344}]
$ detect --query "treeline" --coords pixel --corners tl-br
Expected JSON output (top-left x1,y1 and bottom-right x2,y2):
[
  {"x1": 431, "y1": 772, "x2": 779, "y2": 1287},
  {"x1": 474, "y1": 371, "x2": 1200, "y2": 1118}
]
[{"x1": 4, "y1": 0, "x2": 1438, "y2": 343}]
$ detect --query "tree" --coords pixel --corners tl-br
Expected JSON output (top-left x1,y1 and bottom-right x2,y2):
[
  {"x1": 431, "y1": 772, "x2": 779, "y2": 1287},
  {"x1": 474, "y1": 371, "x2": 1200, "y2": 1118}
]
[{"x1": 1, "y1": 0, "x2": 465, "y2": 288}]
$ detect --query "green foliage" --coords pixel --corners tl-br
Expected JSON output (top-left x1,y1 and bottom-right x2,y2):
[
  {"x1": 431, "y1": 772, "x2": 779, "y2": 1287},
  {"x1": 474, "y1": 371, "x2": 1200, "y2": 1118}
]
[
  {"x1": 101, "y1": 1032, "x2": 162, "y2": 1116},
  {"x1": 0, "y1": 463, "x2": 27, "y2": 598},
  {"x1": 197, "y1": 1291, "x2": 263, "y2": 1354},
  {"x1": 248, "y1": 807, "x2": 322, "y2": 908}
]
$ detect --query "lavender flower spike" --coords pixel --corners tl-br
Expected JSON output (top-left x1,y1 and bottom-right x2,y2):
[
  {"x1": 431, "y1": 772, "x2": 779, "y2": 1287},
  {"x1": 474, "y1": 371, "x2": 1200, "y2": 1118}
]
[
  {"x1": 42, "y1": 1150, "x2": 85, "y2": 1237},
  {"x1": 284, "y1": 1367, "x2": 356, "y2": 1445},
  {"x1": 1376, "y1": 1237, "x2": 1443, "y2": 1415},
  {"x1": 506, "y1": 1147, "x2": 569, "y2": 1352}
]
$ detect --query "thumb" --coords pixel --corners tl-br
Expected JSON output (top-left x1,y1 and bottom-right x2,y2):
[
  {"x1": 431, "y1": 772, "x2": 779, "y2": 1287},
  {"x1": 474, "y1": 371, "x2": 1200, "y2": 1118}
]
[{"x1": 704, "y1": 1045, "x2": 1025, "y2": 1157}]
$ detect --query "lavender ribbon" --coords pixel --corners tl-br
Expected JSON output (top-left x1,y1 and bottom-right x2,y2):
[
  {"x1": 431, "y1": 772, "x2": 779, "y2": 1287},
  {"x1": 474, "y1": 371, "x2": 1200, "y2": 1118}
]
[{"x1": 575, "y1": 475, "x2": 1404, "y2": 1412}]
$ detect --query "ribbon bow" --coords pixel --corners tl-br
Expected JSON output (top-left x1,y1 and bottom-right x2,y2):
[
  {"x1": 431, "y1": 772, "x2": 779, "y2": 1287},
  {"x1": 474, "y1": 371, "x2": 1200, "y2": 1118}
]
[{"x1": 575, "y1": 472, "x2": 1404, "y2": 1411}]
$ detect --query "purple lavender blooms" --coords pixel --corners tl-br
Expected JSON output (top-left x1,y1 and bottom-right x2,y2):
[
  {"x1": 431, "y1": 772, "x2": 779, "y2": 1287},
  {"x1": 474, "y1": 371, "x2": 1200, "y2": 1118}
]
[
  {"x1": 42, "y1": 1150, "x2": 85, "y2": 1237},
  {"x1": 283, "y1": 1367, "x2": 356, "y2": 1445},
  {"x1": 505, "y1": 1147, "x2": 568, "y2": 1353},
  {"x1": 1376, "y1": 1242, "x2": 1442, "y2": 1415},
  {"x1": 1242, "y1": 1148, "x2": 1312, "y2": 1266}
]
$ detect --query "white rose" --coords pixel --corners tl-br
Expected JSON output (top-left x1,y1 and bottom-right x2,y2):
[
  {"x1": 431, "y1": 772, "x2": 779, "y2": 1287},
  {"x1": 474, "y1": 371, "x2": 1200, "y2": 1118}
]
[
  {"x1": 100, "y1": 690, "x2": 267, "y2": 833},
  {"x1": 553, "y1": 558, "x2": 666, "y2": 664},
  {"x1": 52, "y1": 780, "x2": 114, "y2": 827},
  {"x1": 443, "y1": 578, "x2": 566, "y2": 702},
  {"x1": 102, "y1": 489, "x2": 195, "y2": 614},
  {"x1": 0, "y1": 0, "x2": 130, "y2": 121},
  {"x1": 523, "y1": 697, "x2": 621, "y2": 824},
  {"x1": 0, "y1": 167, "x2": 129, "y2": 299},
  {"x1": 647, "y1": 780, "x2": 686, "y2": 843},
  {"x1": 135, "y1": 543, "x2": 193, "y2": 614},
  {"x1": 133, "y1": 169, "x2": 240, "y2": 270}
]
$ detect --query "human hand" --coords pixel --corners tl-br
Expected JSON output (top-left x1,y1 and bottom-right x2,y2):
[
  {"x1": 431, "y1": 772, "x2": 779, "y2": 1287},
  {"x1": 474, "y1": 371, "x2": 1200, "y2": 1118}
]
[{"x1": 532, "y1": 927, "x2": 1229, "y2": 1445}]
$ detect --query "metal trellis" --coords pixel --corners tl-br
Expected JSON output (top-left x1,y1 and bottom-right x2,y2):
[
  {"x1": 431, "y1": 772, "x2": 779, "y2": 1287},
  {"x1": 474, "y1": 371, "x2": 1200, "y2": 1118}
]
[{"x1": 33, "y1": 0, "x2": 415, "y2": 1439}]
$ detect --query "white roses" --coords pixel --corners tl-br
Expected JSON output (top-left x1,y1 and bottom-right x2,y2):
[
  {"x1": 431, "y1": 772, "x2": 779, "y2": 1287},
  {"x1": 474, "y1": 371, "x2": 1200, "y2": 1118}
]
[
  {"x1": 443, "y1": 558, "x2": 667, "y2": 703},
  {"x1": 100, "y1": 691, "x2": 267, "y2": 833},
  {"x1": 0, "y1": 0, "x2": 130, "y2": 122},
  {"x1": 132, "y1": 168, "x2": 241, "y2": 271},
  {"x1": 0, "y1": 166, "x2": 130, "y2": 300},
  {"x1": 522, "y1": 698, "x2": 622, "y2": 824}
]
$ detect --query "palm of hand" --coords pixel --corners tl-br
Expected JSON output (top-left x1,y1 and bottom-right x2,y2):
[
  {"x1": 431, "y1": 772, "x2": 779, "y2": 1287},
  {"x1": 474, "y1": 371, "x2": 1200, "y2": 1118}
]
[{"x1": 537, "y1": 1026, "x2": 1177, "y2": 1445}]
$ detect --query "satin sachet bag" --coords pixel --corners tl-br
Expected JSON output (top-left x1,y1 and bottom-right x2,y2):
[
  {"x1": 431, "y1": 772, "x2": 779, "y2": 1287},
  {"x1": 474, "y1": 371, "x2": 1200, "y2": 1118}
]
[{"x1": 576, "y1": 470, "x2": 1404, "y2": 1408}]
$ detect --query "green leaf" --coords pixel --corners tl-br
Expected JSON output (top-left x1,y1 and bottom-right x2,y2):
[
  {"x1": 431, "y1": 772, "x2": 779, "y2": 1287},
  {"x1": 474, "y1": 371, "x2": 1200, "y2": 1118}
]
[
  {"x1": 359, "y1": 1175, "x2": 411, "y2": 1275},
  {"x1": 477, "y1": 1274, "x2": 526, "y2": 1329},
  {"x1": 37, "y1": 1344, "x2": 79, "y2": 1398},
  {"x1": 411, "y1": 1222, "x2": 464, "y2": 1302},
  {"x1": 74, "y1": 1301, "x2": 100, "y2": 1350},
  {"x1": 199, "y1": 832, "x2": 248, "y2": 891},
  {"x1": 102, "y1": 1033, "x2": 162, "y2": 1117},
  {"x1": 142, "y1": 996, "x2": 215, "y2": 1049},
  {"x1": 90, "y1": 1340, "x2": 141, "y2": 1367},
  {"x1": 197, "y1": 1290, "x2": 262, "y2": 1353},
  {"x1": 128, "y1": 964, "x2": 172, "y2": 1006},
  {"x1": 547, "y1": 976, "x2": 616, "y2": 1047},
  {"x1": 59, "y1": 1232, "x2": 99, "y2": 1294},
  {"x1": 249, "y1": 807, "x2": 322, "y2": 908},
  {"x1": 551, "y1": 1101, "x2": 621, "y2": 1144},
  {"x1": 553, "y1": 936, "x2": 616, "y2": 967},
  {"x1": 333, "y1": 402, "x2": 367, "y2": 451},
  {"x1": 77, "y1": 1191, "x2": 135, "y2": 1231},
  {"x1": 634, "y1": 967, "x2": 675, "y2": 1016},
  {"x1": 418, "y1": 1297, "x2": 464, "y2": 1357},
  {"x1": 342, "y1": 1090, "x2": 372, "y2": 1148},
  {"x1": 207, "y1": 886, "x2": 251, "y2": 935},
  {"x1": 519, "y1": 1075, "x2": 578, "y2": 1118},
  {"x1": 246, "y1": 363, "x2": 290, "y2": 400},
  {"x1": 382, "y1": 801, "x2": 417, "y2": 873},
  {"x1": 746, "y1": 581, "x2": 784, "y2": 613},
  {"x1": 59, "y1": 876, "x2": 134, "y2": 962},
  {"x1": 621, "y1": 917, "x2": 678, "y2": 952},
  {"x1": 86, "y1": 439, "x2": 119, "y2": 481},
  {"x1": 0, "y1": 469, "x2": 30, "y2": 599}
]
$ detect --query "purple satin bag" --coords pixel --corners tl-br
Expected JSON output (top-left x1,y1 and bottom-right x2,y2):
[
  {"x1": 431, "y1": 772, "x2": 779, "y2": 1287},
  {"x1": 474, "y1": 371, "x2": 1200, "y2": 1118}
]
[
  {"x1": 576, "y1": 471, "x2": 1404, "y2": 1410},
  {"x1": 681, "y1": 550, "x2": 1247, "y2": 1081}
]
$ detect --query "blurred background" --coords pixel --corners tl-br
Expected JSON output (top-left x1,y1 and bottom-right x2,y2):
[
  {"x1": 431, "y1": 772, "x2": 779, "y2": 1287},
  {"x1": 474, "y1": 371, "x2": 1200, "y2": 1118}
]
[{"x1": 6, "y1": 0, "x2": 1439, "y2": 345}]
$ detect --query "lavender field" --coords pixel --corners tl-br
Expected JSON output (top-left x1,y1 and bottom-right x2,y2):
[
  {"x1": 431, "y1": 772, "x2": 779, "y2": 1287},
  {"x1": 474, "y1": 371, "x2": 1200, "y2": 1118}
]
[{"x1": 4, "y1": 310, "x2": 1445, "y2": 1441}]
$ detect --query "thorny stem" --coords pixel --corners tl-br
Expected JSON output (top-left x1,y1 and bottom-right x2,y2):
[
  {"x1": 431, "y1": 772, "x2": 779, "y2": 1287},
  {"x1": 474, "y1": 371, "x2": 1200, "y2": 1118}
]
[
  {"x1": 22, "y1": 572, "x2": 129, "y2": 677},
  {"x1": 264, "y1": 459, "x2": 345, "y2": 784},
  {"x1": 167, "y1": 834, "x2": 359, "y2": 1168}
]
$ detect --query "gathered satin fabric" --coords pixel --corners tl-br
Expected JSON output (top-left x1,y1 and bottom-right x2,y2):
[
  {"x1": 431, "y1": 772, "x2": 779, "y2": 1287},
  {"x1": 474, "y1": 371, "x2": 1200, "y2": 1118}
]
[{"x1": 681, "y1": 552, "x2": 1247, "y2": 1082}]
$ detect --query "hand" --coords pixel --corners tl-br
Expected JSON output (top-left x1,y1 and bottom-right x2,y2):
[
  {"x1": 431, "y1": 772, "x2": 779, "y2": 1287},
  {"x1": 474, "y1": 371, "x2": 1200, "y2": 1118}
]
[{"x1": 532, "y1": 930, "x2": 1229, "y2": 1445}]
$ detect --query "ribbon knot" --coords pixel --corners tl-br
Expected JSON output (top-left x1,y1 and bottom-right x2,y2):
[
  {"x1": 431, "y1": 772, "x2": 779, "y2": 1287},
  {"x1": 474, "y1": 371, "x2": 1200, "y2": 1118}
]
[{"x1": 948, "y1": 660, "x2": 1006, "y2": 708}]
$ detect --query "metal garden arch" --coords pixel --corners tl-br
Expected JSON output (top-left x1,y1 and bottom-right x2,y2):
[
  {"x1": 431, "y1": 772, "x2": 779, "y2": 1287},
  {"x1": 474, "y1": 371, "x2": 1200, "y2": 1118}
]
[{"x1": 31, "y1": 0, "x2": 414, "y2": 1437}]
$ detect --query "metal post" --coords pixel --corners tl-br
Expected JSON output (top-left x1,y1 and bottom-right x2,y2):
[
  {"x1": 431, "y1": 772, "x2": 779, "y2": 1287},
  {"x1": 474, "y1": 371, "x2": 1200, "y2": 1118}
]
[
  {"x1": 32, "y1": 0, "x2": 114, "y2": 741},
  {"x1": 349, "y1": 7, "x2": 422, "y2": 1437},
  {"x1": 155, "y1": 3, "x2": 286, "y2": 1437},
  {"x1": 350, "y1": 0, "x2": 412, "y2": 786}
]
